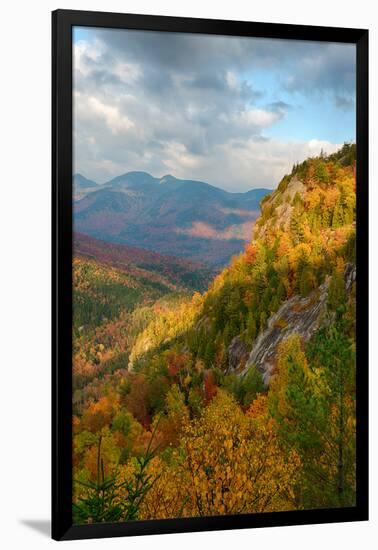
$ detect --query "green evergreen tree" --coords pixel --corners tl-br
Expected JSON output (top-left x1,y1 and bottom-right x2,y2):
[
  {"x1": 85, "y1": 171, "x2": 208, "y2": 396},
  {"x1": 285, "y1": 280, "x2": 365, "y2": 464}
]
[
  {"x1": 328, "y1": 270, "x2": 346, "y2": 311},
  {"x1": 299, "y1": 268, "x2": 314, "y2": 297},
  {"x1": 245, "y1": 312, "x2": 257, "y2": 344},
  {"x1": 315, "y1": 160, "x2": 330, "y2": 184}
]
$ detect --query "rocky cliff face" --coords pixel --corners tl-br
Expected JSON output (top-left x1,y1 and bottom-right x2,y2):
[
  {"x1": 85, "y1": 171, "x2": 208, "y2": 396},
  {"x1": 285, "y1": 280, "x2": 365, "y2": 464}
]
[
  {"x1": 231, "y1": 263, "x2": 356, "y2": 384},
  {"x1": 254, "y1": 176, "x2": 306, "y2": 240},
  {"x1": 227, "y1": 336, "x2": 250, "y2": 373}
]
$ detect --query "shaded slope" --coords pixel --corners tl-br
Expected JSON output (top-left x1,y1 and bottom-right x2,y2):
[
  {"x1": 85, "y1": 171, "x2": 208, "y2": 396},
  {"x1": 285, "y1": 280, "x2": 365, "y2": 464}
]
[{"x1": 74, "y1": 232, "x2": 216, "y2": 293}]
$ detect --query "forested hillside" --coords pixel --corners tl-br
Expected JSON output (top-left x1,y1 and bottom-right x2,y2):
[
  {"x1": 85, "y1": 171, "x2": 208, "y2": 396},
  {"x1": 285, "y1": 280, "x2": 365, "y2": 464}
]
[
  {"x1": 75, "y1": 232, "x2": 215, "y2": 296},
  {"x1": 72, "y1": 234, "x2": 213, "y2": 398},
  {"x1": 73, "y1": 144, "x2": 356, "y2": 523}
]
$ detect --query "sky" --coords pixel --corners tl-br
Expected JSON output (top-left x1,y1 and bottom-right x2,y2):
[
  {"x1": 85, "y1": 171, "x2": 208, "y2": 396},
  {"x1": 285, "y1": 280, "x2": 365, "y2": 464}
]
[{"x1": 73, "y1": 27, "x2": 356, "y2": 192}]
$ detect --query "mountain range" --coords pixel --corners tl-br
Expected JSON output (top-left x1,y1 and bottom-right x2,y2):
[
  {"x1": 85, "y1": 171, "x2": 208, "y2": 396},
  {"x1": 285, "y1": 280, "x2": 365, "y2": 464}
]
[{"x1": 73, "y1": 172, "x2": 270, "y2": 266}]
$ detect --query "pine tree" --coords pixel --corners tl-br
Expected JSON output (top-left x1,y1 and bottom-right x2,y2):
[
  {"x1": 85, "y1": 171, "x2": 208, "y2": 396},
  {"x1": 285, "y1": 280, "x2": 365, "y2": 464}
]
[
  {"x1": 328, "y1": 270, "x2": 346, "y2": 311},
  {"x1": 315, "y1": 160, "x2": 330, "y2": 184},
  {"x1": 246, "y1": 312, "x2": 257, "y2": 344},
  {"x1": 299, "y1": 268, "x2": 314, "y2": 297}
]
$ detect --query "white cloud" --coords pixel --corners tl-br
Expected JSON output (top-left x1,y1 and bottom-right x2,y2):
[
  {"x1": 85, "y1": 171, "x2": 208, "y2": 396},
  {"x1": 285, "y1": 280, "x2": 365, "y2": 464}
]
[
  {"x1": 73, "y1": 30, "x2": 354, "y2": 190},
  {"x1": 113, "y1": 61, "x2": 142, "y2": 84},
  {"x1": 73, "y1": 39, "x2": 104, "y2": 77},
  {"x1": 241, "y1": 108, "x2": 284, "y2": 128},
  {"x1": 226, "y1": 71, "x2": 239, "y2": 91},
  {"x1": 88, "y1": 96, "x2": 135, "y2": 134},
  {"x1": 156, "y1": 137, "x2": 342, "y2": 191}
]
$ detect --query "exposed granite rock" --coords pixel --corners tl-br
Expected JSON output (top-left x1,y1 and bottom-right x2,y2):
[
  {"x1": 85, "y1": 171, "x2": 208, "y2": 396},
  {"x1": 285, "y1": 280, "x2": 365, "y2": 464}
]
[
  {"x1": 254, "y1": 176, "x2": 305, "y2": 240},
  {"x1": 227, "y1": 336, "x2": 250, "y2": 373},
  {"x1": 344, "y1": 262, "x2": 356, "y2": 291},
  {"x1": 241, "y1": 283, "x2": 329, "y2": 384},
  {"x1": 240, "y1": 263, "x2": 356, "y2": 385}
]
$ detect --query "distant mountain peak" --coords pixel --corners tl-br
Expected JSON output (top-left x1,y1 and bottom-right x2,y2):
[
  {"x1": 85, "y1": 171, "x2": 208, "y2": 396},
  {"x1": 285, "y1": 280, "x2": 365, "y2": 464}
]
[
  {"x1": 106, "y1": 171, "x2": 157, "y2": 188},
  {"x1": 125, "y1": 170, "x2": 154, "y2": 178},
  {"x1": 73, "y1": 173, "x2": 99, "y2": 188}
]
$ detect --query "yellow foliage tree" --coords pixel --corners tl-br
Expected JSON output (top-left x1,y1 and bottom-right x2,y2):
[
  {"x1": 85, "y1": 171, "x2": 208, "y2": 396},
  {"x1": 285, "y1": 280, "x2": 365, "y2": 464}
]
[{"x1": 139, "y1": 391, "x2": 300, "y2": 519}]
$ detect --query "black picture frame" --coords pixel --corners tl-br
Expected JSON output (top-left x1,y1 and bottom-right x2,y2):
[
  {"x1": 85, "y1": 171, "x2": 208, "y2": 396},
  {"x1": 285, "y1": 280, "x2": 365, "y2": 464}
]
[{"x1": 52, "y1": 9, "x2": 369, "y2": 541}]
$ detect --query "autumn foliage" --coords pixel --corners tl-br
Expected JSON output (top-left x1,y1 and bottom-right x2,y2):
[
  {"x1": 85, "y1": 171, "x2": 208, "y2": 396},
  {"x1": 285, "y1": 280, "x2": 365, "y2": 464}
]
[{"x1": 73, "y1": 144, "x2": 356, "y2": 522}]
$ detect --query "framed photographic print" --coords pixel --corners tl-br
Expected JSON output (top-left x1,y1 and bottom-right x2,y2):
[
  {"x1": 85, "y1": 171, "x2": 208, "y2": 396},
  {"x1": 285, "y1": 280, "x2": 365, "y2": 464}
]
[{"x1": 52, "y1": 9, "x2": 368, "y2": 541}]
